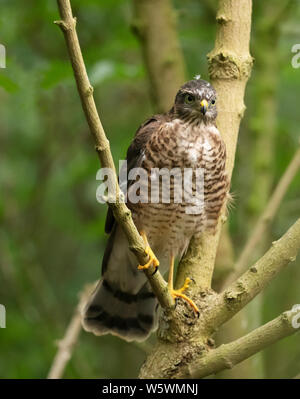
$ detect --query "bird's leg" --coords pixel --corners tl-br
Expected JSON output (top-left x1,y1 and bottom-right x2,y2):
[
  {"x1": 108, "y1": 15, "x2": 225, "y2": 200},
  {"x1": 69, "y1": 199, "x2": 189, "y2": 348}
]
[
  {"x1": 168, "y1": 255, "x2": 199, "y2": 316},
  {"x1": 137, "y1": 231, "x2": 160, "y2": 271}
]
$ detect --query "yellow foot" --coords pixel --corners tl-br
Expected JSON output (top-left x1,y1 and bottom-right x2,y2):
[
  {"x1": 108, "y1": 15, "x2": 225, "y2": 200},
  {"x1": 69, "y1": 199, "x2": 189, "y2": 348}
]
[
  {"x1": 171, "y1": 278, "x2": 200, "y2": 317},
  {"x1": 137, "y1": 232, "x2": 160, "y2": 272},
  {"x1": 138, "y1": 245, "x2": 160, "y2": 270}
]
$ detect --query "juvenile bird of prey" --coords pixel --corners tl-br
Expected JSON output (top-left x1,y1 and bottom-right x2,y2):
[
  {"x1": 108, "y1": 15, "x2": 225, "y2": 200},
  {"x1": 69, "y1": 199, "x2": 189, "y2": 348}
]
[{"x1": 83, "y1": 78, "x2": 229, "y2": 341}]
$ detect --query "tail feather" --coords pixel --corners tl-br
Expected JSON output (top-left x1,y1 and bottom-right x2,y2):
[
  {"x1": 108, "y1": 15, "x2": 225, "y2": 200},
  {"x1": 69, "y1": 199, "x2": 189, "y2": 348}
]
[
  {"x1": 82, "y1": 279, "x2": 158, "y2": 341},
  {"x1": 82, "y1": 225, "x2": 158, "y2": 342}
]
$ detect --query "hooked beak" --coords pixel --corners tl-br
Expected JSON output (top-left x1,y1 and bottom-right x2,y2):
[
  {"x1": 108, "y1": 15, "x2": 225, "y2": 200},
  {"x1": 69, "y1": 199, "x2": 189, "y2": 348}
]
[{"x1": 200, "y1": 99, "x2": 208, "y2": 115}]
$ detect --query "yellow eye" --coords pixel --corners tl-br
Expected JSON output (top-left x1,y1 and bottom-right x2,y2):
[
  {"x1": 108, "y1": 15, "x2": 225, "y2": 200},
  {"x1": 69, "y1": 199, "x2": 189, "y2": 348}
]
[
  {"x1": 211, "y1": 99, "x2": 216, "y2": 105},
  {"x1": 185, "y1": 94, "x2": 195, "y2": 104}
]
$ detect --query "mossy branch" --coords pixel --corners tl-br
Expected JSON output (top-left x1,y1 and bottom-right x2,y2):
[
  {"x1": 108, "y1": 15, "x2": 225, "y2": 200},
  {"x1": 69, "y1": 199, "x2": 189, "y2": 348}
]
[
  {"x1": 176, "y1": 0, "x2": 253, "y2": 293},
  {"x1": 180, "y1": 307, "x2": 300, "y2": 378},
  {"x1": 139, "y1": 0, "x2": 254, "y2": 379},
  {"x1": 222, "y1": 144, "x2": 300, "y2": 288},
  {"x1": 201, "y1": 217, "x2": 300, "y2": 335},
  {"x1": 139, "y1": 217, "x2": 300, "y2": 378}
]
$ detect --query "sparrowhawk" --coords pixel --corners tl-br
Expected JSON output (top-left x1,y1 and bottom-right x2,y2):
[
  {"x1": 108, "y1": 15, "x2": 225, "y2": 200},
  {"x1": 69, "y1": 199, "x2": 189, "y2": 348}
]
[{"x1": 83, "y1": 78, "x2": 229, "y2": 341}]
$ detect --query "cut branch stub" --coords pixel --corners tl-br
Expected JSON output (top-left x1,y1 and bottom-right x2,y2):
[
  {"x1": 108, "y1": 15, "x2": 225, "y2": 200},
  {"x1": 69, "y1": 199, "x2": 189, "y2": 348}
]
[{"x1": 207, "y1": 50, "x2": 253, "y2": 80}]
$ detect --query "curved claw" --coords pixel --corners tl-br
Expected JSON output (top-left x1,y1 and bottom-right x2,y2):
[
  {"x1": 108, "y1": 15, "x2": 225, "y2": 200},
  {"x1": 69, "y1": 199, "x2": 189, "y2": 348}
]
[
  {"x1": 174, "y1": 297, "x2": 179, "y2": 310},
  {"x1": 171, "y1": 278, "x2": 200, "y2": 317},
  {"x1": 137, "y1": 232, "x2": 159, "y2": 271}
]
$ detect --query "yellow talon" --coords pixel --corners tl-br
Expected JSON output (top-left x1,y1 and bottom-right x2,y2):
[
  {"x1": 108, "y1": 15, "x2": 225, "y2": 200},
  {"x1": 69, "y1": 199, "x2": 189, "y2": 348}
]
[
  {"x1": 175, "y1": 277, "x2": 192, "y2": 294},
  {"x1": 138, "y1": 246, "x2": 159, "y2": 270},
  {"x1": 137, "y1": 232, "x2": 160, "y2": 271},
  {"x1": 168, "y1": 256, "x2": 199, "y2": 317},
  {"x1": 172, "y1": 279, "x2": 200, "y2": 316}
]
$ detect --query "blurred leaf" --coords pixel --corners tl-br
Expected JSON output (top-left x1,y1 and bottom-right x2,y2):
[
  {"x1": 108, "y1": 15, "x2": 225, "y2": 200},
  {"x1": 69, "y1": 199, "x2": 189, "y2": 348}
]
[
  {"x1": 41, "y1": 60, "x2": 73, "y2": 89},
  {"x1": 0, "y1": 73, "x2": 19, "y2": 92}
]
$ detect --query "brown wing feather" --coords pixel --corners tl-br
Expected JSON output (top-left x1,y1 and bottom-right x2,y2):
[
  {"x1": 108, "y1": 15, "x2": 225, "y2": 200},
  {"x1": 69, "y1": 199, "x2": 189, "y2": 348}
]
[{"x1": 104, "y1": 114, "x2": 167, "y2": 234}]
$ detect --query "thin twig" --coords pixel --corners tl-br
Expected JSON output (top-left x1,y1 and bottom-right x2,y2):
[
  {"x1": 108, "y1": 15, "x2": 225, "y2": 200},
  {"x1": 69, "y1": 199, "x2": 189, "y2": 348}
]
[
  {"x1": 47, "y1": 285, "x2": 94, "y2": 379},
  {"x1": 55, "y1": 0, "x2": 173, "y2": 309},
  {"x1": 223, "y1": 144, "x2": 300, "y2": 288},
  {"x1": 179, "y1": 307, "x2": 300, "y2": 378}
]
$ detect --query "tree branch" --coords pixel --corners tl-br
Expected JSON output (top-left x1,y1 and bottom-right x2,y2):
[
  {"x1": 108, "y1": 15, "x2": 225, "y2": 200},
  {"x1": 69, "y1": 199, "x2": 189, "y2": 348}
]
[
  {"x1": 222, "y1": 144, "x2": 300, "y2": 288},
  {"x1": 179, "y1": 307, "x2": 300, "y2": 378},
  {"x1": 55, "y1": 0, "x2": 173, "y2": 309},
  {"x1": 47, "y1": 285, "x2": 93, "y2": 379},
  {"x1": 139, "y1": 217, "x2": 300, "y2": 378},
  {"x1": 55, "y1": 0, "x2": 300, "y2": 381},
  {"x1": 201, "y1": 218, "x2": 300, "y2": 334},
  {"x1": 139, "y1": 0, "x2": 253, "y2": 378},
  {"x1": 132, "y1": 0, "x2": 185, "y2": 112},
  {"x1": 176, "y1": 0, "x2": 253, "y2": 293}
]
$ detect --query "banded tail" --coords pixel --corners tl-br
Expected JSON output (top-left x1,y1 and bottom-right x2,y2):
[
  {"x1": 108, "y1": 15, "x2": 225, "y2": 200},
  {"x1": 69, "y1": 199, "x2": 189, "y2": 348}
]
[{"x1": 82, "y1": 226, "x2": 158, "y2": 341}]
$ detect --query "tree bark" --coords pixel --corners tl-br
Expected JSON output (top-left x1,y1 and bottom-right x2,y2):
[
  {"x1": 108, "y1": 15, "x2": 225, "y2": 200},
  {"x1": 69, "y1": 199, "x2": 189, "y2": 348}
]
[
  {"x1": 140, "y1": 217, "x2": 300, "y2": 378},
  {"x1": 179, "y1": 308, "x2": 300, "y2": 378},
  {"x1": 132, "y1": 0, "x2": 186, "y2": 112},
  {"x1": 220, "y1": 2, "x2": 296, "y2": 375},
  {"x1": 139, "y1": 0, "x2": 253, "y2": 379}
]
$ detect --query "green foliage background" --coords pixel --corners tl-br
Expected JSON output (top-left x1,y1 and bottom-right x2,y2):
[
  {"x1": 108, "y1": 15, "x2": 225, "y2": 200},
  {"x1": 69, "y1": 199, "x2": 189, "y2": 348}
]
[{"x1": 0, "y1": 0, "x2": 299, "y2": 378}]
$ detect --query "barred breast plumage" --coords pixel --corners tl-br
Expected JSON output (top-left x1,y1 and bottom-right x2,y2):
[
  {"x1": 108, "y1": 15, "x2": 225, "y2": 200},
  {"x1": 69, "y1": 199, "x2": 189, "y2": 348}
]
[
  {"x1": 83, "y1": 78, "x2": 229, "y2": 342},
  {"x1": 129, "y1": 117, "x2": 228, "y2": 274}
]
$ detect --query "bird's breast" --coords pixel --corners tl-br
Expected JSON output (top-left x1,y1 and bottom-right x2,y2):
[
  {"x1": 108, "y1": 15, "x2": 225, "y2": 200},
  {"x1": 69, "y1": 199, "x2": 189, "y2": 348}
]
[{"x1": 128, "y1": 119, "x2": 228, "y2": 259}]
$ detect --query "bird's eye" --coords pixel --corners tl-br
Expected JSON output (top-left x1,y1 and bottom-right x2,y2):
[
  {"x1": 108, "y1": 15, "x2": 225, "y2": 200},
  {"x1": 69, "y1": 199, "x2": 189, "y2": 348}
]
[
  {"x1": 211, "y1": 99, "x2": 216, "y2": 105},
  {"x1": 185, "y1": 94, "x2": 195, "y2": 104}
]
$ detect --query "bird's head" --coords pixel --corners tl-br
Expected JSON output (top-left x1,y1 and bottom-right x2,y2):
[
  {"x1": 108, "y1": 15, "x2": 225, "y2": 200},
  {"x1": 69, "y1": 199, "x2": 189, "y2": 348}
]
[{"x1": 173, "y1": 78, "x2": 217, "y2": 124}]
